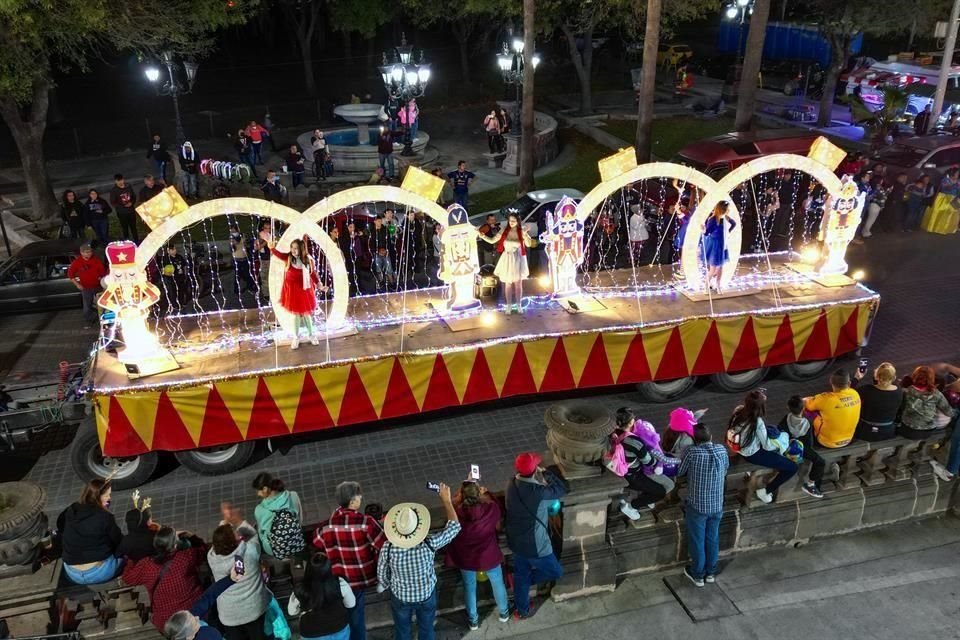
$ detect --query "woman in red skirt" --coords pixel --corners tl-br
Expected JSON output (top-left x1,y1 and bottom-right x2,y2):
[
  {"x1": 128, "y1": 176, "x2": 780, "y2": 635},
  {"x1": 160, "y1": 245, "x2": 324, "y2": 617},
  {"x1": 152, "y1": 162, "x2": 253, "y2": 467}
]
[{"x1": 260, "y1": 230, "x2": 319, "y2": 350}]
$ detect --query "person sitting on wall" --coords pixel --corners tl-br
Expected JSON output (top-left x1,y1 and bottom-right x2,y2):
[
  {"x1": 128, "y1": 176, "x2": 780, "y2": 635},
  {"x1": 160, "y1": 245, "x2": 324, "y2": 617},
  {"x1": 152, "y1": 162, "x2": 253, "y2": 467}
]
[{"x1": 804, "y1": 369, "x2": 862, "y2": 449}]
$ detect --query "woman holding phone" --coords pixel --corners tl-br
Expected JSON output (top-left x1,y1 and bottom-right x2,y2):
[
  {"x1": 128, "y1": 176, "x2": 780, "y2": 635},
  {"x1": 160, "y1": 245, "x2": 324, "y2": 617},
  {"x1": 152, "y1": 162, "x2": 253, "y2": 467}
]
[
  {"x1": 207, "y1": 524, "x2": 271, "y2": 640},
  {"x1": 851, "y1": 361, "x2": 902, "y2": 441}
]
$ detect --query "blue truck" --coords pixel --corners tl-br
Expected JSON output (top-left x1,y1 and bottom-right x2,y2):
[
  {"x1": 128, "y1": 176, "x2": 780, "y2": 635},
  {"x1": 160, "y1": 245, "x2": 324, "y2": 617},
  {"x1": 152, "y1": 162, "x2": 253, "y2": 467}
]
[{"x1": 717, "y1": 21, "x2": 863, "y2": 67}]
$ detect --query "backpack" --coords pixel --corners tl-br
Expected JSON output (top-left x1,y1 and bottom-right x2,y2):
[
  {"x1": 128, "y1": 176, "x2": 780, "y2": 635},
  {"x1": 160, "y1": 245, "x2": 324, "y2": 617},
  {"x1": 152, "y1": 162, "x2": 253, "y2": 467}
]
[
  {"x1": 268, "y1": 509, "x2": 305, "y2": 559},
  {"x1": 603, "y1": 435, "x2": 629, "y2": 477}
]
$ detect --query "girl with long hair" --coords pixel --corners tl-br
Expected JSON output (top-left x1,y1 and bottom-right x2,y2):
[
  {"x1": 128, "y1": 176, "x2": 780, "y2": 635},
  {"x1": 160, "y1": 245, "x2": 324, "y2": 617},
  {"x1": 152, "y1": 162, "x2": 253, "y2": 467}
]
[
  {"x1": 260, "y1": 231, "x2": 320, "y2": 350},
  {"x1": 701, "y1": 201, "x2": 736, "y2": 292},
  {"x1": 288, "y1": 553, "x2": 355, "y2": 640},
  {"x1": 56, "y1": 479, "x2": 123, "y2": 584},
  {"x1": 479, "y1": 213, "x2": 532, "y2": 313},
  {"x1": 727, "y1": 390, "x2": 797, "y2": 504}
]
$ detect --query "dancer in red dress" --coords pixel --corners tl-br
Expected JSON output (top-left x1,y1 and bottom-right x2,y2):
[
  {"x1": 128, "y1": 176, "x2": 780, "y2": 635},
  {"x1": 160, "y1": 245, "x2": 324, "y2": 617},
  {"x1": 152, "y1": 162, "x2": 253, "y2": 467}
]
[{"x1": 260, "y1": 230, "x2": 319, "y2": 349}]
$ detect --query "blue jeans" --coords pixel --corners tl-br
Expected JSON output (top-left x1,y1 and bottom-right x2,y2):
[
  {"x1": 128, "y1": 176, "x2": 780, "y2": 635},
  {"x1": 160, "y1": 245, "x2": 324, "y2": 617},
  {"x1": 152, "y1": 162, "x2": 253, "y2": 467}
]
[
  {"x1": 180, "y1": 172, "x2": 198, "y2": 197},
  {"x1": 390, "y1": 587, "x2": 436, "y2": 640},
  {"x1": 512, "y1": 553, "x2": 563, "y2": 616},
  {"x1": 410, "y1": 121, "x2": 419, "y2": 143},
  {"x1": 946, "y1": 423, "x2": 960, "y2": 475},
  {"x1": 454, "y1": 190, "x2": 468, "y2": 207},
  {"x1": 744, "y1": 448, "x2": 798, "y2": 495},
  {"x1": 461, "y1": 565, "x2": 510, "y2": 625},
  {"x1": 153, "y1": 159, "x2": 167, "y2": 182},
  {"x1": 379, "y1": 153, "x2": 395, "y2": 178},
  {"x1": 348, "y1": 587, "x2": 366, "y2": 640},
  {"x1": 372, "y1": 253, "x2": 395, "y2": 282},
  {"x1": 685, "y1": 507, "x2": 721, "y2": 579},
  {"x1": 90, "y1": 219, "x2": 109, "y2": 245},
  {"x1": 64, "y1": 556, "x2": 122, "y2": 584},
  {"x1": 252, "y1": 141, "x2": 263, "y2": 165},
  {"x1": 292, "y1": 171, "x2": 305, "y2": 188},
  {"x1": 302, "y1": 625, "x2": 350, "y2": 640},
  {"x1": 241, "y1": 154, "x2": 257, "y2": 177}
]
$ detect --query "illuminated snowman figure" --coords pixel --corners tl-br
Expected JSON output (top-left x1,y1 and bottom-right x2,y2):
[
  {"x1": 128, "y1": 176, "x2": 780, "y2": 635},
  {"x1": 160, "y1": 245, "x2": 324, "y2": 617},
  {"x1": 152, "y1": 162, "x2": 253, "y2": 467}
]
[
  {"x1": 539, "y1": 195, "x2": 584, "y2": 297},
  {"x1": 818, "y1": 177, "x2": 865, "y2": 275},
  {"x1": 439, "y1": 204, "x2": 481, "y2": 311},
  {"x1": 97, "y1": 241, "x2": 170, "y2": 372}
]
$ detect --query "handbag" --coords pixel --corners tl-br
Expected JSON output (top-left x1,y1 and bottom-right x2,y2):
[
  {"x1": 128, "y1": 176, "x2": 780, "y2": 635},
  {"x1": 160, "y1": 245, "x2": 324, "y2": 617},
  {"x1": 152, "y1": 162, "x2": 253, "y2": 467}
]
[{"x1": 264, "y1": 596, "x2": 291, "y2": 640}]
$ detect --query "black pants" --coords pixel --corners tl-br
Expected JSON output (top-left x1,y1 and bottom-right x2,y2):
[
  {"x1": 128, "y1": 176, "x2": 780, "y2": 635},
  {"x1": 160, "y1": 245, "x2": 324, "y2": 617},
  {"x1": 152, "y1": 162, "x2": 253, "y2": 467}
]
[
  {"x1": 223, "y1": 614, "x2": 267, "y2": 640},
  {"x1": 117, "y1": 211, "x2": 139, "y2": 242},
  {"x1": 800, "y1": 432, "x2": 826, "y2": 490},
  {"x1": 898, "y1": 425, "x2": 946, "y2": 441},
  {"x1": 855, "y1": 421, "x2": 896, "y2": 442},
  {"x1": 234, "y1": 259, "x2": 256, "y2": 292},
  {"x1": 487, "y1": 133, "x2": 499, "y2": 153},
  {"x1": 625, "y1": 470, "x2": 666, "y2": 509}
]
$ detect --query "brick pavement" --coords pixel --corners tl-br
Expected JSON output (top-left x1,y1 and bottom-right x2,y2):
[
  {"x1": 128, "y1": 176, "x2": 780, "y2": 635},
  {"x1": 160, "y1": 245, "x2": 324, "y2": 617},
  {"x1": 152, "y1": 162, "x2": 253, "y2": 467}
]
[{"x1": 7, "y1": 230, "x2": 960, "y2": 538}]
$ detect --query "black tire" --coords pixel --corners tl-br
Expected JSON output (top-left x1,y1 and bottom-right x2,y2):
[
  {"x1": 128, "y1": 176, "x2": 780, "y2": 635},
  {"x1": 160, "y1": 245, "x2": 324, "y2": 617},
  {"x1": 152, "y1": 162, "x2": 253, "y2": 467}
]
[
  {"x1": 780, "y1": 359, "x2": 835, "y2": 382},
  {"x1": 0, "y1": 482, "x2": 46, "y2": 540},
  {"x1": 710, "y1": 368, "x2": 769, "y2": 393},
  {"x1": 174, "y1": 442, "x2": 256, "y2": 476},
  {"x1": 637, "y1": 376, "x2": 697, "y2": 403},
  {"x1": 69, "y1": 419, "x2": 159, "y2": 489}
]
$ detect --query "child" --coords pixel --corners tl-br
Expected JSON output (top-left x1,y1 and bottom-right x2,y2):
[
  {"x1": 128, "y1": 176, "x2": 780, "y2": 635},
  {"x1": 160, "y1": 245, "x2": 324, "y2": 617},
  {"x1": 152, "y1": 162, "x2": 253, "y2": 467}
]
[
  {"x1": 903, "y1": 177, "x2": 927, "y2": 232},
  {"x1": 615, "y1": 407, "x2": 680, "y2": 491},
  {"x1": 778, "y1": 395, "x2": 826, "y2": 499},
  {"x1": 662, "y1": 407, "x2": 698, "y2": 462},
  {"x1": 627, "y1": 205, "x2": 649, "y2": 263},
  {"x1": 261, "y1": 230, "x2": 320, "y2": 350}
]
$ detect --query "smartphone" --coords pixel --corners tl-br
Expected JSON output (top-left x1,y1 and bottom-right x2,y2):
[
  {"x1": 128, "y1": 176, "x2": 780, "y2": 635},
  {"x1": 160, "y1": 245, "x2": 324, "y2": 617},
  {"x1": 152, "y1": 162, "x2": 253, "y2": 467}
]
[
  {"x1": 470, "y1": 465, "x2": 481, "y2": 481},
  {"x1": 233, "y1": 555, "x2": 245, "y2": 576},
  {"x1": 425, "y1": 481, "x2": 440, "y2": 493},
  {"x1": 858, "y1": 357, "x2": 869, "y2": 374}
]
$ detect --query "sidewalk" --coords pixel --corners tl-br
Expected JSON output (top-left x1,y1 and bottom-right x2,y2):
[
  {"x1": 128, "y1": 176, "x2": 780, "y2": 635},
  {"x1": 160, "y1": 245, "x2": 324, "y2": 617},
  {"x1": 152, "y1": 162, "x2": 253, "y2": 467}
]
[{"x1": 374, "y1": 515, "x2": 960, "y2": 639}]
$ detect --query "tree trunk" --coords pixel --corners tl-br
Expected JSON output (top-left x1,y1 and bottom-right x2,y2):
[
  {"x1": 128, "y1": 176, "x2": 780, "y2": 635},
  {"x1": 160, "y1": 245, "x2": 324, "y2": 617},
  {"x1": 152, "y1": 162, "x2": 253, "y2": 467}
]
[
  {"x1": 342, "y1": 30, "x2": 352, "y2": 61},
  {"x1": 817, "y1": 35, "x2": 849, "y2": 128},
  {"x1": 907, "y1": 17, "x2": 918, "y2": 51},
  {"x1": 635, "y1": 0, "x2": 663, "y2": 163},
  {"x1": 0, "y1": 80, "x2": 58, "y2": 224},
  {"x1": 735, "y1": 0, "x2": 771, "y2": 131},
  {"x1": 518, "y1": 0, "x2": 536, "y2": 195},
  {"x1": 456, "y1": 30, "x2": 472, "y2": 84},
  {"x1": 301, "y1": 39, "x2": 317, "y2": 96},
  {"x1": 561, "y1": 24, "x2": 594, "y2": 115}
]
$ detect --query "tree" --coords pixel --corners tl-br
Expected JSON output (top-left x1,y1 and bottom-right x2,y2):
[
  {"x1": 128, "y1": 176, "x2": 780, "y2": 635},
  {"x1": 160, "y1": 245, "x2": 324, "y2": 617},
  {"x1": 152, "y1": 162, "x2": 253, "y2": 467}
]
[
  {"x1": 0, "y1": 0, "x2": 254, "y2": 224},
  {"x1": 280, "y1": 0, "x2": 325, "y2": 96},
  {"x1": 330, "y1": 0, "x2": 395, "y2": 64},
  {"x1": 518, "y1": 0, "x2": 536, "y2": 194},
  {"x1": 734, "y1": 0, "x2": 771, "y2": 132},
  {"x1": 848, "y1": 87, "x2": 907, "y2": 152},
  {"x1": 544, "y1": 0, "x2": 616, "y2": 115},
  {"x1": 634, "y1": 0, "x2": 662, "y2": 163}
]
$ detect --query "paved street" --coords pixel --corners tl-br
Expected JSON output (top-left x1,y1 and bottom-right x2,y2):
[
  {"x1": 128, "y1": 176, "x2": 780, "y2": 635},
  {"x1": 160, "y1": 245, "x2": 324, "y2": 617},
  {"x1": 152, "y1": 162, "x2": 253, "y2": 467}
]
[{"x1": 1, "y1": 226, "x2": 955, "y2": 540}]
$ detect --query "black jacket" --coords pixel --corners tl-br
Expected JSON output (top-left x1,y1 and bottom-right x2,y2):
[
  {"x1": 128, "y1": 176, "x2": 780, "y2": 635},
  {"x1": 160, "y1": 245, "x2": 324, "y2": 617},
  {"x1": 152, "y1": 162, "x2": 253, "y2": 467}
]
[
  {"x1": 180, "y1": 154, "x2": 199, "y2": 175},
  {"x1": 56, "y1": 503, "x2": 122, "y2": 565},
  {"x1": 139, "y1": 185, "x2": 163, "y2": 204},
  {"x1": 115, "y1": 509, "x2": 156, "y2": 561},
  {"x1": 61, "y1": 201, "x2": 87, "y2": 226},
  {"x1": 147, "y1": 140, "x2": 170, "y2": 161},
  {"x1": 85, "y1": 198, "x2": 112, "y2": 221}
]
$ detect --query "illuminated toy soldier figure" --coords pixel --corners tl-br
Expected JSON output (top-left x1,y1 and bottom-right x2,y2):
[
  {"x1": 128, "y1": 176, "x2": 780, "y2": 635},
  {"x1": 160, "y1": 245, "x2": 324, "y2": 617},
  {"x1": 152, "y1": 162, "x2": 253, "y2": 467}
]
[
  {"x1": 818, "y1": 177, "x2": 865, "y2": 275},
  {"x1": 539, "y1": 196, "x2": 584, "y2": 297},
  {"x1": 439, "y1": 204, "x2": 481, "y2": 311}
]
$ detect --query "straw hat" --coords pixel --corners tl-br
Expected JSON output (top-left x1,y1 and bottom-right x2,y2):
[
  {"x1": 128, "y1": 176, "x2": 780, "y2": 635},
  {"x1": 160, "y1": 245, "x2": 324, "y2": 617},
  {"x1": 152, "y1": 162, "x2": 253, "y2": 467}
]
[{"x1": 383, "y1": 503, "x2": 431, "y2": 549}]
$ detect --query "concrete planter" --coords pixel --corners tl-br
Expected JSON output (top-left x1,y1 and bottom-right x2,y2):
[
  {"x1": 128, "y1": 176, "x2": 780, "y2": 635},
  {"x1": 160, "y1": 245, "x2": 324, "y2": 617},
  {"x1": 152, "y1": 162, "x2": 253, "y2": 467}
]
[
  {"x1": 544, "y1": 401, "x2": 615, "y2": 478},
  {"x1": 0, "y1": 481, "x2": 48, "y2": 576}
]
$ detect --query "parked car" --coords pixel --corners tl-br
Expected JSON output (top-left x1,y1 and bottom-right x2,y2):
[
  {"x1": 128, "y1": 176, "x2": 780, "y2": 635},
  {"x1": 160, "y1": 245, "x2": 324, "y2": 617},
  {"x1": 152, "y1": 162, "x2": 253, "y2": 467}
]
[
  {"x1": 873, "y1": 135, "x2": 960, "y2": 182},
  {"x1": 657, "y1": 44, "x2": 693, "y2": 67},
  {"x1": 673, "y1": 129, "x2": 823, "y2": 179},
  {"x1": 0, "y1": 239, "x2": 85, "y2": 314}
]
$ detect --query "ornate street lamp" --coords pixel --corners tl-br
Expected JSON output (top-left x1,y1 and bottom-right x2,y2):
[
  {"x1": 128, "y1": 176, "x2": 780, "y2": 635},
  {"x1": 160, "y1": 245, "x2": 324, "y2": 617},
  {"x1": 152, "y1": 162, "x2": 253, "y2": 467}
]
[
  {"x1": 723, "y1": 0, "x2": 754, "y2": 65},
  {"x1": 144, "y1": 51, "x2": 199, "y2": 143},
  {"x1": 380, "y1": 34, "x2": 431, "y2": 156},
  {"x1": 496, "y1": 37, "x2": 541, "y2": 133}
]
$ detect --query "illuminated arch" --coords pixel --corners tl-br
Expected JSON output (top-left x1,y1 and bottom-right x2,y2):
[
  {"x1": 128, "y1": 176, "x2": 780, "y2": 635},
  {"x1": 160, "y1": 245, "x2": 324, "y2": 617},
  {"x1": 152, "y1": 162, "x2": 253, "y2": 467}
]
[
  {"x1": 683, "y1": 154, "x2": 844, "y2": 290},
  {"x1": 136, "y1": 197, "x2": 351, "y2": 333},
  {"x1": 300, "y1": 185, "x2": 455, "y2": 229}
]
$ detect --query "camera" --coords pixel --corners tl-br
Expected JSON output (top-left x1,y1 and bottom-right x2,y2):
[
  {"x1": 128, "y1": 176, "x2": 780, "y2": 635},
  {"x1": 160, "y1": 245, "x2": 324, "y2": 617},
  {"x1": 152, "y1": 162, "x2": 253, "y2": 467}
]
[{"x1": 425, "y1": 481, "x2": 440, "y2": 493}]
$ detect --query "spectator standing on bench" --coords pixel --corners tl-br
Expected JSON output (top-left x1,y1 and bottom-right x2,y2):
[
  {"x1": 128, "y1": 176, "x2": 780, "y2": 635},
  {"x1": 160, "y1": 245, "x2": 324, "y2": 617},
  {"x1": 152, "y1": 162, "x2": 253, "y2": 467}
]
[
  {"x1": 899, "y1": 365, "x2": 954, "y2": 439},
  {"x1": 505, "y1": 453, "x2": 568, "y2": 620},
  {"x1": 56, "y1": 478, "x2": 123, "y2": 584},
  {"x1": 252, "y1": 472, "x2": 305, "y2": 568},
  {"x1": 852, "y1": 362, "x2": 902, "y2": 442},
  {"x1": 679, "y1": 423, "x2": 729, "y2": 588},
  {"x1": 163, "y1": 567, "x2": 242, "y2": 640},
  {"x1": 315, "y1": 481, "x2": 386, "y2": 640},
  {"x1": 779, "y1": 395, "x2": 827, "y2": 499},
  {"x1": 207, "y1": 523, "x2": 271, "y2": 640},
  {"x1": 728, "y1": 390, "x2": 798, "y2": 504},
  {"x1": 288, "y1": 553, "x2": 355, "y2": 640},
  {"x1": 804, "y1": 369, "x2": 861, "y2": 449},
  {"x1": 377, "y1": 484, "x2": 461, "y2": 640},
  {"x1": 446, "y1": 480, "x2": 511, "y2": 630}
]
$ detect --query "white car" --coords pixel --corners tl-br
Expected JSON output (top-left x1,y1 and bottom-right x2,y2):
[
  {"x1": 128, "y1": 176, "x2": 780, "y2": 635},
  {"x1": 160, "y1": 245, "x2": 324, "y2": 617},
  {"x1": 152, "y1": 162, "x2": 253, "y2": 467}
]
[{"x1": 474, "y1": 188, "x2": 585, "y2": 238}]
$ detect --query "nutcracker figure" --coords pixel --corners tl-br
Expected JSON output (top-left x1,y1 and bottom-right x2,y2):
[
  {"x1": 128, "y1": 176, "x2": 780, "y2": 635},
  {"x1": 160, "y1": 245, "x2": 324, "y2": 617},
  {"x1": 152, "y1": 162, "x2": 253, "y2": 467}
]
[
  {"x1": 818, "y1": 177, "x2": 865, "y2": 275},
  {"x1": 539, "y1": 195, "x2": 584, "y2": 297},
  {"x1": 439, "y1": 204, "x2": 481, "y2": 311}
]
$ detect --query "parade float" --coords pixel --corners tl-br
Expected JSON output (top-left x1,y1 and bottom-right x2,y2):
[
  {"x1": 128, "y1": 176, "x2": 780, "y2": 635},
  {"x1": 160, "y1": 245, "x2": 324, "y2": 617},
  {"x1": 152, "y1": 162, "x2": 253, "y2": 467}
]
[{"x1": 72, "y1": 138, "x2": 880, "y2": 487}]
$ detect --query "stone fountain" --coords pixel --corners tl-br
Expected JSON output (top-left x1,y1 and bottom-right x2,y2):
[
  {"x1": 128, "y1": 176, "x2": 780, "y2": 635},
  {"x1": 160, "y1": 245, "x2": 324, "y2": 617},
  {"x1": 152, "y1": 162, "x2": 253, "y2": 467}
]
[{"x1": 332, "y1": 103, "x2": 382, "y2": 145}]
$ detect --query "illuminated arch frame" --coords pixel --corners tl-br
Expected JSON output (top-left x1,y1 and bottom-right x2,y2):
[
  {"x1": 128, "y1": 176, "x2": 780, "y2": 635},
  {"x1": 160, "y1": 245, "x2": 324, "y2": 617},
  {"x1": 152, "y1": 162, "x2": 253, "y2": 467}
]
[
  {"x1": 136, "y1": 197, "x2": 351, "y2": 336},
  {"x1": 683, "y1": 154, "x2": 844, "y2": 290},
  {"x1": 576, "y1": 162, "x2": 743, "y2": 289}
]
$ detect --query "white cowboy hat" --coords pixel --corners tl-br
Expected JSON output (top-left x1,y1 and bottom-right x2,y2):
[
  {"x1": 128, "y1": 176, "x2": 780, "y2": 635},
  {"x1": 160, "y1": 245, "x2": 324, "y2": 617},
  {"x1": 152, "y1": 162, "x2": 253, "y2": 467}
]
[{"x1": 383, "y1": 502, "x2": 431, "y2": 549}]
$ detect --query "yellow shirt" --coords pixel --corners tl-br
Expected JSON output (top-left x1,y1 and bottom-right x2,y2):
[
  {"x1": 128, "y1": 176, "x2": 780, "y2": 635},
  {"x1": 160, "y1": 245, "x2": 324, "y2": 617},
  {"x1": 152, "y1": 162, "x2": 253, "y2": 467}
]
[{"x1": 805, "y1": 388, "x2": 861, "y2": 448}]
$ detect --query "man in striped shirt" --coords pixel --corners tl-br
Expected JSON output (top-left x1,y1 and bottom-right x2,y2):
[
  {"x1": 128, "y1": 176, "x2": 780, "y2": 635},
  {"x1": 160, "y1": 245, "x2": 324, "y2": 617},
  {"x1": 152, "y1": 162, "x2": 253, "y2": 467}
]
[
  {"x1": 678, "y1": 424, "x2": 729, "y2": 588},
  {"x1": 315, "y1": 481, "x2": 387, "y2": 640}
]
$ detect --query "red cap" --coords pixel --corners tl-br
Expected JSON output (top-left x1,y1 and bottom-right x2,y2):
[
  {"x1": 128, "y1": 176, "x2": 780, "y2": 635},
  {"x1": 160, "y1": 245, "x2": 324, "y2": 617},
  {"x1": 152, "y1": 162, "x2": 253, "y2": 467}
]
[
  {"x1": 514, "y1": 452, "x2": 542, "y2": 476},
  {"x1": 105, "y1": 241, "x2": 137, "y2": 268}
]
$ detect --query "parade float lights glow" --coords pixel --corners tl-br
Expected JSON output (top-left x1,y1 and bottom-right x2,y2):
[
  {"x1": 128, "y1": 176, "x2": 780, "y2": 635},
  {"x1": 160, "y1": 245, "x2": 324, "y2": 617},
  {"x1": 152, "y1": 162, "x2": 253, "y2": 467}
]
[{"x1": 851, "y1": 269, "x2": 866, "y2": 281}]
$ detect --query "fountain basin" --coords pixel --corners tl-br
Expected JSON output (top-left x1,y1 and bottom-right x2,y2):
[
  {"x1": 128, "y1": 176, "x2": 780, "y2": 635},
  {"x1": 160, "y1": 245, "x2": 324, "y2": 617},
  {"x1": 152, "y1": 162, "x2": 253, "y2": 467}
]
[{"x1": 297, "y1": 127, "x2": 430, "y2": 175}]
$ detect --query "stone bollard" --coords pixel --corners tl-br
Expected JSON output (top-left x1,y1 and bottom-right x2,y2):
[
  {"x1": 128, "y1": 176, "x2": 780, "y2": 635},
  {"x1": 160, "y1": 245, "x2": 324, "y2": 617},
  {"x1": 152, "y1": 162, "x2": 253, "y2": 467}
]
[{"x1": 544, "y1": 401, "x2": 621, "y2": 601}]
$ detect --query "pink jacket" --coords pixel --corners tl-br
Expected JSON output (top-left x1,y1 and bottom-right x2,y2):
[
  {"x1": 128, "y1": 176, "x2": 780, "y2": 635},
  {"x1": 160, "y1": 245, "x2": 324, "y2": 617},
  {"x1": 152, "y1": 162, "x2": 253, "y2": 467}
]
[{"x1": 398, "y1": 103, "x2": 419, "y2": 125}]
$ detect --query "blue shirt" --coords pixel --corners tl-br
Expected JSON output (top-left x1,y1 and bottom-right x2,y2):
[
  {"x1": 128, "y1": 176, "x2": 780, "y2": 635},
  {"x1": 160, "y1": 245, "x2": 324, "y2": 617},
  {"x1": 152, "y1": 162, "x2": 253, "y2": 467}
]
[
  {"x1": 678, "y1": 443, "x2": 729, "y2": 515},
  {"x1": 448, "y1": 170, "x2": 475, "y2": 192}
]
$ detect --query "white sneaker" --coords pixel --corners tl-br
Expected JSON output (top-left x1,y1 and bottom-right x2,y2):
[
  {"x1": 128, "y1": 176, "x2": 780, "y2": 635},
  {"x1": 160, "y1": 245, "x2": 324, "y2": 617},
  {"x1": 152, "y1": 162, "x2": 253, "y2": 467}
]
[
  {"x1": 291, "y1": 337, "x2": 300, "y2": 350},
  {"x1": 931, "y1": 460, "x2": 954, "y2": 482},
  {"x1": 755, "y1": 488, "x2": 773, "y2": 504},
  {"x1": 619, "y1": 499, "x2": 642, "y2": 521},
  {"x1": 309, "y1": 335, "x2": 319, "y2": 345}
]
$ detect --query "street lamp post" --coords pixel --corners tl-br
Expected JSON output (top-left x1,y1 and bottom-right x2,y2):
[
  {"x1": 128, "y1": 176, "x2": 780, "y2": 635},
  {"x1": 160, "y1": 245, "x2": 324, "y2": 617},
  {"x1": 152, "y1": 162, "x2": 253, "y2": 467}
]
[
  {"x1": 144, "y1": 51, "x2": 199, "y2": 144},
  {"x1": 379, "y1": 34, "x2": 431, "y2": 157},
  {"x1": 723, "y1": 0, "x2": 754, "y2": 66},
  {"x1": 496, "y1": 37, "x2": 541, "y2": 134}
]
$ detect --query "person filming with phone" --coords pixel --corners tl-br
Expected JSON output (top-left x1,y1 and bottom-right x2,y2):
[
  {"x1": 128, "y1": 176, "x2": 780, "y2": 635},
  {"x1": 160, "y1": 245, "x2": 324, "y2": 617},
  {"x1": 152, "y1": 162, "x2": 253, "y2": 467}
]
[
  {"x1": 505, "y1": 453, "x2": 568, "y2": 620},
  {"x1": 206, "y1": 523, "x2": 271, "y2": 640},
  {"x1": 851, "y1": 361, "x2": 902, "y2": 442},
  {"x1": 377, "y1": 482, "x2": 460, "y2": 640}
]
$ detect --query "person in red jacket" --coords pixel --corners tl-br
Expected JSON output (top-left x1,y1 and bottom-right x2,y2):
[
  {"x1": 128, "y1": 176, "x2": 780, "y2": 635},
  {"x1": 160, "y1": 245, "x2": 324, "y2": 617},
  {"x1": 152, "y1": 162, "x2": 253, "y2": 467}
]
[
  {"x1": 121, "y1": 527, "x2": 208, "y2": 631},
  {"x1": 260, "y1": 230, "x2": 323, "y2": 350},
  {"x1": 67, "y1": 242, "x2": 107, "y2": 326}
]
